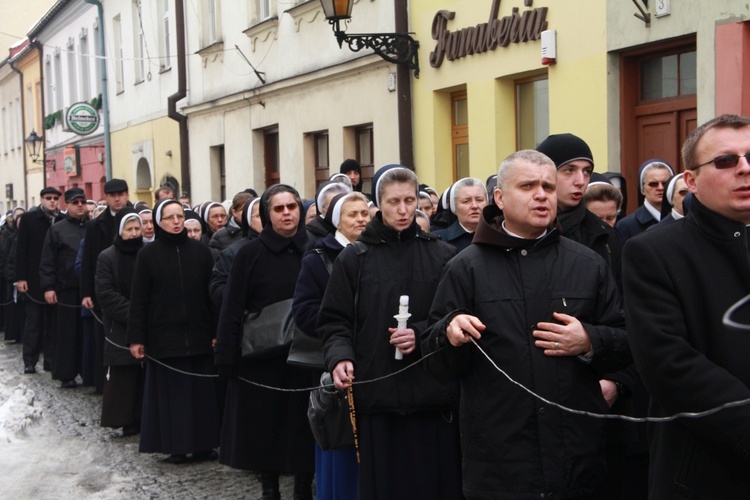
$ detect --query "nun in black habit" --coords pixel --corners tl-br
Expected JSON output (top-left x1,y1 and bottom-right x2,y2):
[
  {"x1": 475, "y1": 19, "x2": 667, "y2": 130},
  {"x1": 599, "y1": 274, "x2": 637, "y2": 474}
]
[
  {"x1": 127, "y1": 199, "x2": 220, "y2": 463},
  {"x1": 215, "y1": 185, "x2": 316, "y2": 499},
  {"x1": 96, "y1": 209, "x2": 145, "y2": 436}
]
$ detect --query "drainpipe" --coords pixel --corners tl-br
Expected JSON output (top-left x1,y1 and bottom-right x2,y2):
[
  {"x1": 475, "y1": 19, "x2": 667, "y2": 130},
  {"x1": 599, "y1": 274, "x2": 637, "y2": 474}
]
[
  {"x1": 167, "y1": 0, "x2": 190, "y2": 196},
  {"x1": 84, "y1": 0, "x2": 113, "y2": 180},
  {"x1": 395, "y1": 0, "x2": 414, "y2": 169},
  {"x1": 8, "y1": 60, "x2": 28, "y2": 206}
]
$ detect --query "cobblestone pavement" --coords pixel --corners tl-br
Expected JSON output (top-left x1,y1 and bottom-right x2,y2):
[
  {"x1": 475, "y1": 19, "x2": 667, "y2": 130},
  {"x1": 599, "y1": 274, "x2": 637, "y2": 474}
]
[{"x1": 0, "y1": 340, "x2": 296, "y2": 499}]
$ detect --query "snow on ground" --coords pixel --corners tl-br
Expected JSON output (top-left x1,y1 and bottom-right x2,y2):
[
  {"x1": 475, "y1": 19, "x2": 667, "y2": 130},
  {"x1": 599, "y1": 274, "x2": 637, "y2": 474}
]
[{"x1": 0, "y1": 340, "x2": 294, "y2": 499}]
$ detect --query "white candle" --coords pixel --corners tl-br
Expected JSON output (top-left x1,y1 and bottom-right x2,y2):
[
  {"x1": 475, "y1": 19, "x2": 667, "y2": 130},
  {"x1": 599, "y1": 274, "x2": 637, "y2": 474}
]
[{"x1": 393, "y1": 295, "x2": 411, "y2": 360}]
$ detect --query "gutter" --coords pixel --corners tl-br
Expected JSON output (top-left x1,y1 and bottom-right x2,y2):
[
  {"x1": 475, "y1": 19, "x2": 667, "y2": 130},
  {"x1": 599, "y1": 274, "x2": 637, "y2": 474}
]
[
  {"x1": 167, "y1": 0, "x2": 190, "y2": 196},
  {"x1": 83, "y1": 0, "x2": 112, "y2": 180}
]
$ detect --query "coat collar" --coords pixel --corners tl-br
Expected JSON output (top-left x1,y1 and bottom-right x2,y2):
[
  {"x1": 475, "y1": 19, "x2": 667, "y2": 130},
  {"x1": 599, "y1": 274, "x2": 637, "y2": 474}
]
[
  {"x1": 473, "y1": 204, "x2": 559, "y2": 250},
  {"x1": 259, "y1": 224, "x2": 307, "y2": 254},
  {"x1": 688, "y1": 196, "x2": 749, "y2": 242}
]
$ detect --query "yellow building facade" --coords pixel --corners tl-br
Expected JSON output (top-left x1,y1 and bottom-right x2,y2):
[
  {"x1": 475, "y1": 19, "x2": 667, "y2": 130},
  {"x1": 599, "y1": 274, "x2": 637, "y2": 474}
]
[
  {"x1": 110, "y1": 117, "x2": 181, "y2": 205},
  {"x1": 411, "y1": 0, "x2": 608, "y2": 193}
]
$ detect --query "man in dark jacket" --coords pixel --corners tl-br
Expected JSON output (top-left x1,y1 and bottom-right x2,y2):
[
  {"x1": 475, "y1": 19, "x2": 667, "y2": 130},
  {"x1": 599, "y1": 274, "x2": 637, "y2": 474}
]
[
  {"x1": 615, "y1": 159, "x2": 673, "y2": 243},
  {"x1": 40, "y1": 188, "x2": 88, "y2": 388},
  {"x1": 624, "y1": 114, "x2": 750, "y2": 498},
  {"x1": 424, "y1": 150, "x2": 629, "y2": 499},
  {"x1": 319, "y1": 165, "x2": 461, "y2": 500},
  {"x1": 17, "y1": 187, "x2": 64, "y2": 373},
  {"x1": 80, "y1": 178, "x2": 130, "y2": 393}
]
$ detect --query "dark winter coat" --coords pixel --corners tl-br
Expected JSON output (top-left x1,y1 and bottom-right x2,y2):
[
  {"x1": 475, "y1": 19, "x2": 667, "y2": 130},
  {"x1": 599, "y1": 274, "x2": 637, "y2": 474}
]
[
  {"x1": 433, "y1": 219, "x2": 474, "y2": 252},
  {"x1": 209, "y1": 218, "x2": 242, "y2": 252},
  {"x1": 318, "y1": 213, "x2": 457, "y2": 414},
  {"x1": 292, "y1": 232, "x2": 342, "y2": 337},
  {"x1": 127, "y1": 230, "x2": 216, "y2": 359},
  {"x1": 16, "y1": 207, "x2": 63, "y2": 296},
  {"x1": 305, "y1": 215, "x2": 333, "y2": 251},
  {"x1": 423, "y1": 204, "x2": 629, "y2": 499},
  {"x1": 208, "y1": 232, "x2": 257, "y2": 309},
  {"x1": 80, "y1": 208, "x2": 118, "y2": 302},
  {"x1": 615, "y1": 204, "x2": 657, "y2": 244},
  {"x1": 557, "y1": 202, "x2": 623, "y2": 291},
  {"x1": 39, "y1": 215, "x2": 87, "y2": 292},
  {"x1": 214, "y1": 223, "x2": 315, "y2": 473},
  {"x1": 96, "y1": 243, "x2": 142, "y2": 366},
  {"x1": 624, "y1": 196, "x2": 750, "y2": 498}
]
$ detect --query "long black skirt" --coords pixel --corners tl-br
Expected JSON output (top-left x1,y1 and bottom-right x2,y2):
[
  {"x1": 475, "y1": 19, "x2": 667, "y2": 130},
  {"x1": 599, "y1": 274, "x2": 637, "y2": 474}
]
[
  {"x1": 357, "y1": 411, "x2": 462, "y2": 500},
  {"x1": 219, "y1": 349, "x2": 316, "y2": 472},
  {"x1": 139, "y1": 354, "x2": 220, "y2": 455},
  {"x1": 101, "y1": 363, "x2": 145, "y2": 428}
]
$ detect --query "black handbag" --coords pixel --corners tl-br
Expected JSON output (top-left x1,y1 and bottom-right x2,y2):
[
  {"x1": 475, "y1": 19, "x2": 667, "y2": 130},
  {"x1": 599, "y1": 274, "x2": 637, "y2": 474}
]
[
  {"x1": 307, "y1": 372, "x2": 354, "y2": 450},
  {"x1": 287, "y1": 249, "x2": 333, "y2": 370},
  {"x1": 241, "y1": 298, "x2": 296, "y2": 358}
]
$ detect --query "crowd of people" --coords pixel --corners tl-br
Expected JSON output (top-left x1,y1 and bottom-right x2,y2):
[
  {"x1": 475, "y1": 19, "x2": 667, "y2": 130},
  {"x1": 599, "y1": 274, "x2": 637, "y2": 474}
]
[{"x1": 1, "y1": 113, "x2": 750, "y2": 499}]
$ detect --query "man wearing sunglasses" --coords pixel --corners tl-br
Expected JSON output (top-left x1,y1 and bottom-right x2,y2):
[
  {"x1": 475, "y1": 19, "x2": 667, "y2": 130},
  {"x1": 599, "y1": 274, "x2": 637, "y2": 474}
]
[
  {"x1": 624, "y1": 114, "x2": 750, "y2": 497},
  {"x1": 39, "y1": 188, "x2": 88, "y2": 388},
  {"x1": 616, "y1": 159, "x2": 674, "y2": 243},
  {"x1": 16, "y1": 186, "x2": 64, "y2": 374}
]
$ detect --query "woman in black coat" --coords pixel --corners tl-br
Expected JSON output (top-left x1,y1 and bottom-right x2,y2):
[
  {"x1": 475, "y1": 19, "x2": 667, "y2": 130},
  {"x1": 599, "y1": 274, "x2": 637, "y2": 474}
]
[
  {"x1": 96, "y1": 209, "x2": 144, "y2": 436},
  {"x1": 127, "y1": 199, "x2": 220, "y2": 464},
  {"x1": 215, "y1": 185, "x2": 315, "y2": 499}
]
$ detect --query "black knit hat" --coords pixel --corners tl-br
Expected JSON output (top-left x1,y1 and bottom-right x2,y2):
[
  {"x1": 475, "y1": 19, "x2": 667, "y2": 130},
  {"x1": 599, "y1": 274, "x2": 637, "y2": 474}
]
[
  {"x1": 536, "y1": 133, "x2": 594, "y2": 170},
  {"x1": 340, "y1": 159, "x2": 361, "y2": 175}
]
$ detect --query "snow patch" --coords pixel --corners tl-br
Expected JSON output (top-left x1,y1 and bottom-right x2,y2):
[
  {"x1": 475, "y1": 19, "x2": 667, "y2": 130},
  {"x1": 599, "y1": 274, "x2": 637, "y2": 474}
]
[{"x1": 0, "y1": 384, "x2": 43, "y2": 443}]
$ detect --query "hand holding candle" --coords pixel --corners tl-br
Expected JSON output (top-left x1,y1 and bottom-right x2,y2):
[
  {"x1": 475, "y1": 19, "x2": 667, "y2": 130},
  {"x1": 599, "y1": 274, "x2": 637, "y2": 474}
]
[{"x1": 392, "y1": 295, "x2": 412, "y2": 360}]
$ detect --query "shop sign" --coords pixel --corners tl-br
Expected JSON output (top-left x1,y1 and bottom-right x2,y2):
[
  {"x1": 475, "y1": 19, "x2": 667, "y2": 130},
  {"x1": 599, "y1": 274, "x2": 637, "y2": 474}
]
[
  {"x1": 430, "y1": 0, "x2": 549, "y2": 68},
  {"x1": 65, "y1": 102, "x2": 100, "y2": 136},
  {"x1": 63, "y1": 146, "x2": 80, "y2": 177}
]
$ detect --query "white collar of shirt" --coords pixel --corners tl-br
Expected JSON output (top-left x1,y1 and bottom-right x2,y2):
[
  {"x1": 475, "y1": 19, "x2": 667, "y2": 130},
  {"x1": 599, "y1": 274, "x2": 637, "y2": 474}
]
[
  {"x1": 502, "y1": 221, "x2": 547, "y2": 240},
  {"x1": 643, "y1": 200, "x2": 661, "y2": 221},
  {"x1": 671, "y1": 208, "x2": 684, "y2": 220},
  {"x1": 334, "y1": 230, "x2": 352, "y2": 248}
]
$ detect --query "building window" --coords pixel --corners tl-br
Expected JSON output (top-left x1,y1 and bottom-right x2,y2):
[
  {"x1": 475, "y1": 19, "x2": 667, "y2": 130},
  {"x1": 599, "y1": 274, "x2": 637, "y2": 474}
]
[
  {"x1": 35, "y1": 81, "x2": 42, "y2": 131},
  {"x1": 113, "y1": 15, "x2": 125, "y2": 93},
  {"x1": 14, "y1": 98, "x2": 21, "y2": 149},
  {"x1": 79, "y1": 31, "x2": 91, "y2": 100},
  {"x1": 54, "y1": 50, "x2": 64, "y2": 109},
  {"x1": 355, "y1": 125, "x2": 374, "y2": 193},
  {"x1": 640, "y1": 50, "x2": 696, "y2": 102},
  {"x1": 205, "y1": 0, "x2": 221, "y2": 45},
  {"x1": 45, "y1": 57, "x2": 54, "y2": 112},
  {"x1": 159, "y1": 0, "x2": 171, "y2": 70},
  {"x1": 133, "y1": 1, "x2": 146, "y2": 83},
  {"x1": 93, "y1": 20, "x2": 102, "y2": 94},
  {"x1": 264, "y1": 128, "x2": 280, "y2": 187},
  {"x1": 8, "y1": 101, "x2": 14, "y2": 151},
  {"x1": 210, "y1": 145, "x2": 226, "y2": 201},
  {"x1": 136, "y1": 157, "x2": 152, "y2": 190},
  {"x1": 67, "y1": 38, "x2": 77, "y2": 103},
  {"x1": 515, "y1": 75, "x2": 549, "y2": 150},
  {"x1": 314, "y1": 131, "x2": 329, "y2": 189},
  {"x1": 251, "y1": 0, "x2": 274, "y2": 24},
  {"x1": 26, "y1": 85, "x2": 33, "y2": 130},
  {"x1": 451, "y1": 90, "x2": 469, "y2": 180}
]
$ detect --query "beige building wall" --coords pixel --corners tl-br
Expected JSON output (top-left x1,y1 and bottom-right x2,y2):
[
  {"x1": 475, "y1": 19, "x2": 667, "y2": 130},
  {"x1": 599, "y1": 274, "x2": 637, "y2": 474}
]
[{"x1": 16, "y1": 46, "x2": 44, "y2": 207}]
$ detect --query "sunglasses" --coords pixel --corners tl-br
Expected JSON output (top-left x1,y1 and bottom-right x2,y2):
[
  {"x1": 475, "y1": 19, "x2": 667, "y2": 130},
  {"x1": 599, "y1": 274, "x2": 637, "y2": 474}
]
[
  {"x1": 692, "y1": 153, "x2": 750, "y2": 170},
  {"x1": 68, "y1": 199, "x2": 86, "y2": 205},
  {"x1": 646, "y1": 181, "x2": 667, "y2": 188},
  {"x1": 271, "y1": 203, "x2": 299, "y2": 214},
  {"x1": 43, "y1": 196, "x2": 59, "y2": 201}
]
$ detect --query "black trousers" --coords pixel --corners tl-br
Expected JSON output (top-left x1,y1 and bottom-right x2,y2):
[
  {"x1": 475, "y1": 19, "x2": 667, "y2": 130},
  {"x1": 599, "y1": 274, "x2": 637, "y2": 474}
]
[
  {"x1": 22, "y1": 297, "x2": 56, "y2": 369},
  {"x1": 52, "y1": 288, "x2": 82, "y2": 382}
]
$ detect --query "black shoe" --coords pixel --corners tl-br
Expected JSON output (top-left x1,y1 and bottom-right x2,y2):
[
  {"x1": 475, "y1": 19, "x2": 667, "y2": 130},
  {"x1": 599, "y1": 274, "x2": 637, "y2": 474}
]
[
  {"x1": 259, "y1": 472, "x2": 280, "y2": 500},
  {"x1": 120, "y1": 424, "x2": 140, "y2": 437},
  {"x1": 162, "y1": 454, "x2": 187, "y2": 464},
  {"x1": 23, "y1": 366, "x2": 36, "y2": 374},
  {"x1": 60, "y1": 380, "x2": 78, "y2": 389},
  {"x1": 191, "y1": 450, "x2": 218, "y2": 462}
]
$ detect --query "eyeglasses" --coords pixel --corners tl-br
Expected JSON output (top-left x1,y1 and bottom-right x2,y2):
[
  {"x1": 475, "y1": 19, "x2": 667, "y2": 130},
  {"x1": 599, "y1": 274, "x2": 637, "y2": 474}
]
[
  {"x1": 161, "y1": 214, "x2": 185, "y2": 222},
  {"x1": 646, "y1": 181, "x2": 667, "y2": 188},
  {"x1": 68, "y1": 199, "x2": 85, "y2": 205},
  {"x1": 692, "y1": 153, "x2": 750, "y2": 170},
  {"x1": 43, "y1": 196, "x2": 59, "y2": 201},
  {"x1": 271, "y1": 203, "x2": 299, "y2": 214}
]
